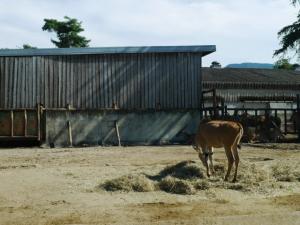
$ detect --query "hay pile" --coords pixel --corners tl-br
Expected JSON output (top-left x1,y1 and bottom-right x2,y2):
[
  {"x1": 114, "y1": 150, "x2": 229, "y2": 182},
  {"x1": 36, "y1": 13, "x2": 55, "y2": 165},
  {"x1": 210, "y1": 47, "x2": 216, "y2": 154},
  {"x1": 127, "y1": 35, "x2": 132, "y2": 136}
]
[
  {"x1": 271, "y1": 163, "x2": 300, "y2": 182},
  {"x1": 101, "y1": 161, "x2": 207, "y2": 195},
  {"x1": 100, "y1": 160, "x2": 299, "y2": 195},
  {"x1": 101, "y1": 174, "x2": 155, "y2": 192}
]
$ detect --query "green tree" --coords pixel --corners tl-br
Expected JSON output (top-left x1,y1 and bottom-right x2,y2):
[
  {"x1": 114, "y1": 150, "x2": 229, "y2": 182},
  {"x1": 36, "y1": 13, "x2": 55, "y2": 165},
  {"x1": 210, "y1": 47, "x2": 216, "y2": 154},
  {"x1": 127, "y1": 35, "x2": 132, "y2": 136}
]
[
  {"x1": 210, "y1": 61, "x2": 222, "y2": 68},
  {"x1": 274, "y1": 1, "x2": 300, "y2": 56},
  {"x1": 42, "y1": 16, "x2": 90, "y2": 48},
  {"x1": 22, "y1": 44, "x2": 37, "y2": 49},
  {"x1": 274, "y1": 58, "x2": 294, "y2": 70}
]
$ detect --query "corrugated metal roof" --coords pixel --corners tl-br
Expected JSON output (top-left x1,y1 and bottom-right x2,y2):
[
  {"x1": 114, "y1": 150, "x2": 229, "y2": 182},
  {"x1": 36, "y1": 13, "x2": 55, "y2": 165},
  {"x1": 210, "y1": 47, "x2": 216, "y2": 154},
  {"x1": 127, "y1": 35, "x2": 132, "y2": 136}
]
[
  {"x1": 202, "y1": 68, "x2": 300, "y2": 84},
  {"x1": 0, "y1": 45, "x2": 216, "y2": 57}
]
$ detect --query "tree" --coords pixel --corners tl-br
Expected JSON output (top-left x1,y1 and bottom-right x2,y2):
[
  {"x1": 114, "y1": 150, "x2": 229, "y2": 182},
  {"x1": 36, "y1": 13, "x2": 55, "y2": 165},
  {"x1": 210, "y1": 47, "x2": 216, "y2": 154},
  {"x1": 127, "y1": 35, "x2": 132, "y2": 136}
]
[
  {"x1": 210, "y1": 61, "x2": 222, "y2": 68},
  {"x1": 274, "y1": 58, "x2": 292, "y2": 69},
  {"x1": 274, "y1": 59, "x2": 300, "y2": 70},
  {"x1": 42, "y1": 16, "x2": 90, "y2": 48},
  {"x1": 274, "y1": 0, "x2": 300, "y2": 57},
  {"x1": 22, "y1": 44, "x2": 37, "y2": 49}
]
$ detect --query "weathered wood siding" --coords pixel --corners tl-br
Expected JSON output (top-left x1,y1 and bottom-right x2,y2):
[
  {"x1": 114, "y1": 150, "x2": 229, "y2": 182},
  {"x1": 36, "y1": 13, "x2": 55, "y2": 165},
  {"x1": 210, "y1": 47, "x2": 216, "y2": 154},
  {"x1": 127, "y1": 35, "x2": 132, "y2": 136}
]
[{"x1": 0, "y1": 53, "x2": 202, "y2": 109}]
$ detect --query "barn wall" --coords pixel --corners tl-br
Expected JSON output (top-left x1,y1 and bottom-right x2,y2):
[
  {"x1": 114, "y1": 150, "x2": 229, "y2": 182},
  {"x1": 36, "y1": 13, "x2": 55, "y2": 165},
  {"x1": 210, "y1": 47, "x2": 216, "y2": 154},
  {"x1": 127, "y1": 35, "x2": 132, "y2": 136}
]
[
  {"x1": 0, "y1": 53, "x2": 202, "y2": 110},
  {"x1": 44, "y1": 110, "x2": 201, "y2": 147}
]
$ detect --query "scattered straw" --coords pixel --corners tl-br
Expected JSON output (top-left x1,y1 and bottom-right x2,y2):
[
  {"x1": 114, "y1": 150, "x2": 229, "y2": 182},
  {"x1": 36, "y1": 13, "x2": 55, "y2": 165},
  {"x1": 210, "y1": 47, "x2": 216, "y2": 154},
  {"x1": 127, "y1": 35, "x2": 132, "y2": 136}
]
[
  {"x1": 101, "y1": 174, "x2": 155, "y2": 192},
  {"x1": 158, "y1": 160, "x2": 205, "y2": 180},
  {"x1": 271, "y1": 164, "x2": 300, "y2": 182},
  {"x1": 158, "y1": 176, "x2": 196, "y2": 195}
]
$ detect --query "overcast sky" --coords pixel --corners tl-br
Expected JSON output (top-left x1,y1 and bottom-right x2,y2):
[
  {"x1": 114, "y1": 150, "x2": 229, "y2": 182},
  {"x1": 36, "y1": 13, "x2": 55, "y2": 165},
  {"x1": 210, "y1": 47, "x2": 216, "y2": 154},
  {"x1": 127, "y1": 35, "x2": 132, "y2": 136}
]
[{"x1": 0, "y1": 0, "x2": 298, "y2": 66}]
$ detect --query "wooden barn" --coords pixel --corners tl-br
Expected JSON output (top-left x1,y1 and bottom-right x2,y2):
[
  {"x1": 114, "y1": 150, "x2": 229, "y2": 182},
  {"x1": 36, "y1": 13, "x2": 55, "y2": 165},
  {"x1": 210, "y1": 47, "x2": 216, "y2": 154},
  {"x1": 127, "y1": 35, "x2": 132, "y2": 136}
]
[{"x1": 0, "y1": 45, "x2": 215, "y2": 146}]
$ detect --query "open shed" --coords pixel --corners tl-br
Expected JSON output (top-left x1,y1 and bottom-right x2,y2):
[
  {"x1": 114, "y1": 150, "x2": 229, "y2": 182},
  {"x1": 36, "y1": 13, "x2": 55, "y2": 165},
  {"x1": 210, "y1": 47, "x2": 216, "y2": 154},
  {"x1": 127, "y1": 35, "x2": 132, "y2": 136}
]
[{"x1": 0, "y1": 45, "x2": 215, "y2": 146}]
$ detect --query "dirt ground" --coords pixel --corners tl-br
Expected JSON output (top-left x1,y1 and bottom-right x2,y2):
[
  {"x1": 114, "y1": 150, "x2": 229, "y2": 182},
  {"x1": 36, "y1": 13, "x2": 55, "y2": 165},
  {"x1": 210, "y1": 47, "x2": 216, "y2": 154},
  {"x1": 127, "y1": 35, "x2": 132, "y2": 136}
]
[{"x1": 0, "y1": 144, "x2": 299, "y2": 225}]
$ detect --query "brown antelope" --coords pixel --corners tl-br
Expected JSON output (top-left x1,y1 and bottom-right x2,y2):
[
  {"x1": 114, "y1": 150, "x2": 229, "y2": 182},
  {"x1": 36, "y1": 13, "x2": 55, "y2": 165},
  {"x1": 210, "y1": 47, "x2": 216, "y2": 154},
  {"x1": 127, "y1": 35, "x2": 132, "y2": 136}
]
[{"x1": 193, "y1": 120, "x2": 243, "y2": 182}]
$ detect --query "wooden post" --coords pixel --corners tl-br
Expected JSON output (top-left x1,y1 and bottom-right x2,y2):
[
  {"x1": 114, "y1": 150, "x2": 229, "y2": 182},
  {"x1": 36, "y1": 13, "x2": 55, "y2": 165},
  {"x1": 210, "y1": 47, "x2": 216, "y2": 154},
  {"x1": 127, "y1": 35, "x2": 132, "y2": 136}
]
[
  {"x1": 37, "y1": 104, "x2": 41, "y2": 141},
  {"x1": 67, "y1": 120, "x2": 73, "y2": 147},
  {"x1": 10, "y1": 110, "x2": 14, "y2": 137},
  {"x1": 67, "y1": 104, "x2": 73, "y2": 147},
  {"x1": 115, "y1": 120, "x2": 121, "y2": 147},
  {"x1": 24, "y1": 110, "x2": 27, "y2": 137}
]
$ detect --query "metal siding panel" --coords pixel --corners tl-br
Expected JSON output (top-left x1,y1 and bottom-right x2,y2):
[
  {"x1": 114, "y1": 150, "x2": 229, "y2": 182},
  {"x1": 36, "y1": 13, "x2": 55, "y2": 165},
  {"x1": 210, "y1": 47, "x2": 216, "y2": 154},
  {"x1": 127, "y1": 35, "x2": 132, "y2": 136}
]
[
  {"x1": 99, "y1": 55, "x2": 104, "y2": 108},
  {"x1": 37, "y1": 56, "x2": 42, "y2": 106},
  {"x1": 65, "y1": 56, "x2": 69, "y2": 107},
  {"x1": 174, "y1": 53, "x2": 180, "y2": 109},
  {"x1": 40, "y1": 57, "x2": 45, "y2": 105},
  {"x1": 184, "y1": 53, "x2": 189, "y2": 108},
  {"x1": 103, "y1": 55, "x2": 109, "y2": 108},
  {"x1": 116, "y1": 54, "x2": 122, "y2": 108},
  {"x1": 82, "y1": 56, "x2": 87, "y2": 108},
  {"x1": 0, "y1": 58, "x2": 4, "y2": 107},
  {"x1": 86, "y1": 56, "x2": 94, "y2": 109},
  {"x1": 110, "y1": 55, "x2": 115, "y2": 108},
  {"x1": 137, "y1": 54, "x2": 142, "y2": 108},
  {"x1": 49, "y1": 57, "x2": 54, "y2": 108},
  {"x1": 145, "y1": 54, "x2": 151, "y2": 108},
  {"x1": 107, "y1": 54, "x2": 112, "y2": 108},
  {"x1": 149, "y1": 53, "x2": 155, "y2": 109},
  {"x1": 32, "y1": 57, "x2": 37, "y2": 107},
  {"x1": 156, "y1": 54, "x2": 163, "y2": 106},
  {"x1": 53, "y1": 56, "x2": 59, "y2": 108},
  {"x1": 118, "y1": 55, "x2": 123, "y2": 108},
  {"x1": 64, "y1": 56, "x2": 68, "y2": 107},
  {"x1": 77, "y1": 56, "x2": 82, "y2": 109},
  {"x1": 21, "y1": 57, "x2": 26, "y2": 108},
  {"x1": 12, "y1": 58, "x2": 18, "y2": 108},
  {"x1": 6, "y1": 58, "x2": 11, "y2": 108},
  {"x1": 69, "y1": 56, "x2": 74, "y2": 107},
  {"x1": 198, "y1": 54, "x2": 202, "y2": 109},
  {"x1": 133, "y1": 54, "x2": 138, "y2": 108},
  {"x1": 25, "y1": 57, "x2": 30, "y2": 107},
  {"x1": 94, "y1": 55, "x2": 99, "y2": 108},
  {"x1": 127, "y1": 54, "x2": 133, "y2": 109},
  {"x1": 58, "y1": 56, "x2": 62, "y2": 108},
  {"x1": 139, "y1": 54, "x2": 145, "y2": 109},
  {"x1": 165, "y1": 54, "x2": 171, "y2": 109},
  {"x1": 44, "y1": 57, "x2": 49, "y2": 108}
]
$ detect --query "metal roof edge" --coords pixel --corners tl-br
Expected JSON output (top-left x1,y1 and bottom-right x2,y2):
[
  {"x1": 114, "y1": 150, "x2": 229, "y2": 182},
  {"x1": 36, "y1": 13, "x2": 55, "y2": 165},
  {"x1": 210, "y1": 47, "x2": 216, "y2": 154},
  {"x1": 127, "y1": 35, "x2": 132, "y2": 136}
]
[{"x1": 0, "y1": 45, "x2": 216, "y2": 57}]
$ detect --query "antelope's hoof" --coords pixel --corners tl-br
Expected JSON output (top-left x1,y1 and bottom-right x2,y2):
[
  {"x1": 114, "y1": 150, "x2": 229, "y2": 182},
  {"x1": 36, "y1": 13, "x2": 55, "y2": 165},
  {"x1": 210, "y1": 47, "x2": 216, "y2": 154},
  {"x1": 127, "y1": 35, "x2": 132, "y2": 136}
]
[{"x1": 232, "y1": 178, "x2": 237, "y2": 183}]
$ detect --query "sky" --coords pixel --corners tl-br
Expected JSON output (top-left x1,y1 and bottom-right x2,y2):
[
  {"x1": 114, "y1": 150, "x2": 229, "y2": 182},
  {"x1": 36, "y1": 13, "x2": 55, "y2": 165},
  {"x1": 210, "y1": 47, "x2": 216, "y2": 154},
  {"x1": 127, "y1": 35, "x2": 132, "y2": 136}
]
[{"x1": 0, "y1": 0, "x2": 298, "y2": 66}]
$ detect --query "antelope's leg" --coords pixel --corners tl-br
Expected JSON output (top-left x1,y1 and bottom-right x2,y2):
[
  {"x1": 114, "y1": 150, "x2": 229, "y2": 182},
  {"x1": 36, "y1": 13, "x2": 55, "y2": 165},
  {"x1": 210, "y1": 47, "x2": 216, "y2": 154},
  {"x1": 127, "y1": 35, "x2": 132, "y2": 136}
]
[
  {"x1": 208, "y1": 147, "x2": 215, "y2": 175},
  {"x1": 224, "y1": 146, "x2": 234, "y2": 181},
  {"x1": 232, "y1": 145, "x2": 240, "y2": 183},
  {"x1": 203, "y1": 146, "x2": 211, "y2": 177}
]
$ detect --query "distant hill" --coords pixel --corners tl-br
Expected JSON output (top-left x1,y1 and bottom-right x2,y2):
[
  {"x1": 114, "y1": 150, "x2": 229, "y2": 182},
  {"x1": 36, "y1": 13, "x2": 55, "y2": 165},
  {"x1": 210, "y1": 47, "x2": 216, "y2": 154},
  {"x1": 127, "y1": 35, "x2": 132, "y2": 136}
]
[{"x1": 226, "y1": 63, "x2": 274, "y2": 69}]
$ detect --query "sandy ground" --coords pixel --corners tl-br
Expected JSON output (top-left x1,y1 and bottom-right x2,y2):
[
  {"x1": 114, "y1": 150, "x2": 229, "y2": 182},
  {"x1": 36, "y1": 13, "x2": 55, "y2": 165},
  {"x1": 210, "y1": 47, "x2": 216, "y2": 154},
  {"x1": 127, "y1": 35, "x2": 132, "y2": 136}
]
[{"x1": 0, "y1": 144, "x2": 299, "y2": 225}]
